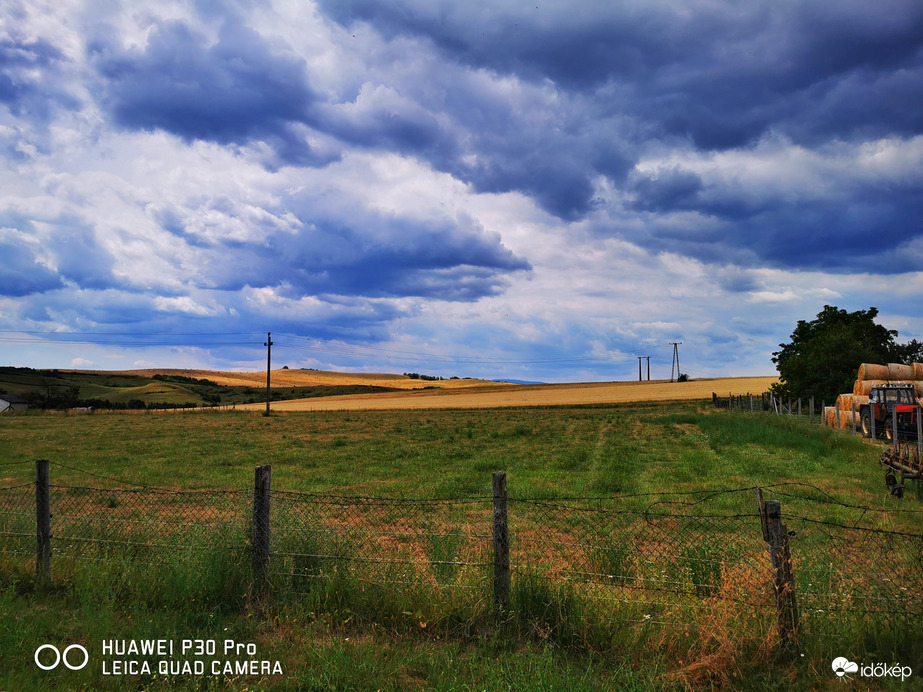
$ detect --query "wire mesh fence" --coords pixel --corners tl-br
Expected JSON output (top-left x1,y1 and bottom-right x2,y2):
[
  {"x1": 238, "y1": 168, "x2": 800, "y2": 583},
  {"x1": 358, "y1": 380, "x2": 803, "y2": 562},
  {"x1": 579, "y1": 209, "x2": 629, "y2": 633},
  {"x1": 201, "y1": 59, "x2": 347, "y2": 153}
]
[
  {"x1": 0, "y1": 483, "x2": 33, "y2": 558},
  {"x1": 49, "y1": 485, "x2": 249, "y2": 560},
  {"x1": 509, "y1": 498, "x2": 769, "y2": 613},
  {"x1": 1, "y1": 461, "x2": 922, "y2": 656},
  {"x1": 270, "y1": 491, "x2": 493, "y2": 594},
  {"x1": 761, "y1": 483, "x2": 923, "y2": 659}
]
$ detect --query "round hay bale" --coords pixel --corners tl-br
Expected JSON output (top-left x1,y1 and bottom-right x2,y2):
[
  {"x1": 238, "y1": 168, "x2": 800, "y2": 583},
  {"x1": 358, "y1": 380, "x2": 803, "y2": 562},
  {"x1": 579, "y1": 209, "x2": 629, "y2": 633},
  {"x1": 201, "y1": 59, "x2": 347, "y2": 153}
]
[
  {"x1": 835, "y1": 394, "x2": 868, "y2": 413},
  {"x1": 854, "y1": 380, "x2": 889, "y2": 396},
  {"x1": 835, "y1": 393, "x2": 854, "y2": 411},
  {"x1": 914, "y1": 362, "x2": 923, "y2": 380},
  {"x1": 858, "y1": 363, "x2": 889, "y2": 381},
  {"x1": 888, "y1": 363, "x2": 915, "y2": 381},
  {"x1": 854, "y1": 379, "x2": 923, "y2": 399},
  {"x1": 837, "y1": 410, "x2": 857, "y2": 429},
  {"x1": 824, "y1": 406, "x2": 836, "y2": 427}
]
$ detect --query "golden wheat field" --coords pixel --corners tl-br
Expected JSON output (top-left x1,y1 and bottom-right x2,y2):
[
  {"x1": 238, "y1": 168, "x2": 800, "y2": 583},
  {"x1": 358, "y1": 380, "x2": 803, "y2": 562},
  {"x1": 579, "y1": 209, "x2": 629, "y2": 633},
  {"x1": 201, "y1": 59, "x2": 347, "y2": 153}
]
[
  {"x1": 112, "y1": 368, "x2": 777, "y2": 411},
  {"x1": 218, "y1": 372, "x2": 779, "y2": 411},
  {"x1": 116, "y1": 368, "x2": 495, "y2": 390}
]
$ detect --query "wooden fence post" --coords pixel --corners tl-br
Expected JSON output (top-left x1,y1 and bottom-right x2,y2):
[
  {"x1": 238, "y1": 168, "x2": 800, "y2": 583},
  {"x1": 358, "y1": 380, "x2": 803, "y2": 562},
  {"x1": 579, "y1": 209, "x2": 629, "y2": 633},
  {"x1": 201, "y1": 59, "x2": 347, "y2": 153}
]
[
  {"x1": 852, "y1": 403, "x2": 857, "y2": 434},
  {"x1": 251, "y1": 464, "x2": 272, "y2": 598},
  {"x1": 917, "y1": 404, "x2": 922, "y2": 458},
  {"x1": 809, "y1": 397, "x2": 814, "y2": 422},
  {"x1": 757, "y1": 490, "x2": 799, "y2": 653},
  {"x1": 35, "y1": 459, "x2": 50, "y2": 588},
  {"x1": 492, "y1": 471, "x2": 510, "y2": 612}
]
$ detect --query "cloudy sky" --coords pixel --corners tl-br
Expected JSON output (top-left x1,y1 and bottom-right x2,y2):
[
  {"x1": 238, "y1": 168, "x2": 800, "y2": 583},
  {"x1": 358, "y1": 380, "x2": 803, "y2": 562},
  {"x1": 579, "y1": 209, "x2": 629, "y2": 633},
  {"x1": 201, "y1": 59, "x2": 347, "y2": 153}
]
[{"x1": 0, "y1": 0, "x2": 921, "y2": 382}]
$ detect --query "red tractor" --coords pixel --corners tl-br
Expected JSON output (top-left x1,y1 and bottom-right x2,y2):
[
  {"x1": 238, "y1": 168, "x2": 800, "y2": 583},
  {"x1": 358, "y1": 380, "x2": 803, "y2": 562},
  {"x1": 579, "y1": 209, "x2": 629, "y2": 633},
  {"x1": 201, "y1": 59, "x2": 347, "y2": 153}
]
[{"x1": 859, "y1": 384, "x2": 919, "y2": 441}]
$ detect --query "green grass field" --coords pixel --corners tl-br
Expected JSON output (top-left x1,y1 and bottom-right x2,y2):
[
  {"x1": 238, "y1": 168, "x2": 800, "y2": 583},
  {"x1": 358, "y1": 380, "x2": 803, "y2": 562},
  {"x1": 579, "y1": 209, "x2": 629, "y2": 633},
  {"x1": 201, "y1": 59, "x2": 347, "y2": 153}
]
[{"x1": 1, "y1": 402, "x2": 920, "y2": 690}]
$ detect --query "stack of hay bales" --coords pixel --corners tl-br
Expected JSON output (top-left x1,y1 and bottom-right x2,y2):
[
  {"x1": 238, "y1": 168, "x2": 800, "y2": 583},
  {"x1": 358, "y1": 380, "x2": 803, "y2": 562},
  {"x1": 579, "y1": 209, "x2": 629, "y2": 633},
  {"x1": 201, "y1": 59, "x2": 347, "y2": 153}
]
[
  {"x1": 825, "y1": 362, "x2": 923, "y2": 430},
  {"x1": 853, "y1": 362, "x2": 923, "y2": 399},
  {"x1": 832, "y1": 392, "x2": 866, "y2": 429}
]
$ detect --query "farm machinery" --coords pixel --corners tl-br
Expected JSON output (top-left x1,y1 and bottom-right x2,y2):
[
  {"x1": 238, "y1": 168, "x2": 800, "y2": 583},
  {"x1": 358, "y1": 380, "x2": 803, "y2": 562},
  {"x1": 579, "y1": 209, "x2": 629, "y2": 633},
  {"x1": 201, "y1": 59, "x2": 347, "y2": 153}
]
[
  {"x1": 862, "y1": 385, "x2": 923, "y2": 498},
  {"x1": 880, "y1": 447, "x2": 923, "y2": 499},
  {"x1": 859, "y1": 384, "x2": 919, "y2": 442}
]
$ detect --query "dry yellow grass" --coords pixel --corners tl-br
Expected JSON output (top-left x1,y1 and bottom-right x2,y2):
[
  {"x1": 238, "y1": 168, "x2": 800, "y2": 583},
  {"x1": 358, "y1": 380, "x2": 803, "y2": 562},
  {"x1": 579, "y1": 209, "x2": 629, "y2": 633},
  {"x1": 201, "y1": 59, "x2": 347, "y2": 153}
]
[
  {"x1": 112, "y1": 368, "x2": 495, "y2": 390},
  {"x1": 232, "y1": 375, "x2": 779, "y2": 411},
  {"x1": 101, "y1": 367, "x2": 777, "y2": 411}
]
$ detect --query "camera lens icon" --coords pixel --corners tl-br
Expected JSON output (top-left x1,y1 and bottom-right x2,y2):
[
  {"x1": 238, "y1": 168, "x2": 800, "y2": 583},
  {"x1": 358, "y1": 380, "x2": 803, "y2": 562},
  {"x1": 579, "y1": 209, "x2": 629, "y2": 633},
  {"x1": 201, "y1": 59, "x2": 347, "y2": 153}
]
[{"x1": 34, "y1": 644, "x2": 89, "y2": 671}]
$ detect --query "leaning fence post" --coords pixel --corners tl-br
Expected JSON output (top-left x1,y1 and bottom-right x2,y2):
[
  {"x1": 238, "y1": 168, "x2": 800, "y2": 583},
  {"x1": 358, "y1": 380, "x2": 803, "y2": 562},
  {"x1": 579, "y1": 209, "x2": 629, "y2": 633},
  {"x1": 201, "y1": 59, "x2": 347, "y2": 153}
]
[
  {"x1": 757, "y1": 491, "x2": 799, "y2": 653},
  {"x1": 492, "y1": 471, "x2": 510, "y2": 612},
  {"x1": 251, "y1": 464, "x2": 272, "y2": 598},
  {"x1": 35, "y1": 459, "x2": 51, "y2": 588},
  {"x1": 893, "y1": 414, "x2": 899, "y2": 451}
]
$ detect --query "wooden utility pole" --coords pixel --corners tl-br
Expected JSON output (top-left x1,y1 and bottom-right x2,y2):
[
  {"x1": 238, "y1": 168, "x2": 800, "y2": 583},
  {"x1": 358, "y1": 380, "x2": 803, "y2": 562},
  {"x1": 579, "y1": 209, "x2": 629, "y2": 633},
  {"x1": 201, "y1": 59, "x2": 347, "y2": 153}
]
[{"x1": 264, "y1": 332, "x2": 273, "y2": 414}]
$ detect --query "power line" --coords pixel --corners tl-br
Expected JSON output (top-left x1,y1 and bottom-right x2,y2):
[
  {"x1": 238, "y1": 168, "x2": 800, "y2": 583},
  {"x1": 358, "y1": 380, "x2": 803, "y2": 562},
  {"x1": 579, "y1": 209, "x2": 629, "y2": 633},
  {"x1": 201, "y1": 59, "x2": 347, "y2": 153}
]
[
  {"x1": 0, "y1": 328, "x2": 688, "y2": 372},
  {"x1": 273, "y1": 334, "x2": 619, "y2": 365}
]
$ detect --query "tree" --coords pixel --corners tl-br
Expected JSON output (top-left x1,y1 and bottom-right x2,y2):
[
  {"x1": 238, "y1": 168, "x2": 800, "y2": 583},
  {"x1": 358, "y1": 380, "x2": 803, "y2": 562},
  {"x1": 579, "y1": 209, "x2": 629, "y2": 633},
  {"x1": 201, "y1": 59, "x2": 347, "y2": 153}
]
[{"x1": 771, "y1": 305, "x2": 918, "y2": 403}]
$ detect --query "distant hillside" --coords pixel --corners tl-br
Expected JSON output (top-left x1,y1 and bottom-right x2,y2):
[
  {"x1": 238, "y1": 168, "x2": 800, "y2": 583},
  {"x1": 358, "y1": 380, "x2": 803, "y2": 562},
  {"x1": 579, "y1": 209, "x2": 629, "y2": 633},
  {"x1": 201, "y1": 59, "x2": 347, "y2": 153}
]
[
  {"x1": 0, "y1": 366, "x2": 405, "y2": 410},
  {"x1": 114, "y1": 368, "x2": 496, "y2": 390}
]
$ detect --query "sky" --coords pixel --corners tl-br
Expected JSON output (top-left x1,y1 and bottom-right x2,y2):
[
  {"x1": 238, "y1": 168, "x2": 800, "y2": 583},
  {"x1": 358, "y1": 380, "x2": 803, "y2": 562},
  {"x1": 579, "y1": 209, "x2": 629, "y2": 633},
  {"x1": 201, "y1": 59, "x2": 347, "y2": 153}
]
[{"x1": 0, "y1": 0, "x2": 921, "y2": 383}]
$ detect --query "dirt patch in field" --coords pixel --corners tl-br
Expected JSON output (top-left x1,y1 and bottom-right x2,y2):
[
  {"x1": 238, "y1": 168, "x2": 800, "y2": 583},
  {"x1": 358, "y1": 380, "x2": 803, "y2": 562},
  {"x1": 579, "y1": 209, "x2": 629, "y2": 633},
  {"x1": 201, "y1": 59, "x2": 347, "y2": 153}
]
[{"x1": 236, "y1": 377, "x2": 778, "y2": 412}]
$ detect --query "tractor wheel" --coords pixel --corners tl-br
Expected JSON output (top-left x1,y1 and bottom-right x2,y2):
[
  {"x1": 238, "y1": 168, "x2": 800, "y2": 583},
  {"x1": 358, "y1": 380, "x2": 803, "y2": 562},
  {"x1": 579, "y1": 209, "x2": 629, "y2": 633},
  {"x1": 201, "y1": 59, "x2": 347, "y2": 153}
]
[
  {"x1": 886, "y1": 470, "x2": 905, "y2": 499},
  {"x1": 860, "y1": 411, "x2": 873, "y2": 438},
  {"x1": 886, "y1": 470, "x2": 897, "y2": 491}
]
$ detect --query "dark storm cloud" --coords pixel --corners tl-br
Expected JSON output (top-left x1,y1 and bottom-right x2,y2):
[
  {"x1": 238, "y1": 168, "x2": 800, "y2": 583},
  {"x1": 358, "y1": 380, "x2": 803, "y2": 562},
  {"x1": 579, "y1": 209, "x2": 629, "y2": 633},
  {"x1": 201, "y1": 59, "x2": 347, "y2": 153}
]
[
  {"x1": 0, "y1": 236, "x2": 62, "y2": 296},
  {"x1": 627, "y1": 160, "x2": 923, "y2": 273},
  {"x1": 0, "y1": 33, "x2": 77, "y2": 123},
  {"x1": 187, "y1": 211, "x2": 531, "y2": 300},
  {"x1": 0, "y1": 215, "x2": 116, "y2": 295},
  {"x1": 628, "y1": 167, "x2": 704, "y2": 214},
  {"x1": 92, "y1": 17, "x2": 332, "y2": 166},
  {"x1": 320, "y1": 0, "x2": 923, "y2": 143},
  {"x1": 46, "y1": 220, "x2": 118, "y2": 290},
  {"x1": 316, "y1": 0, "x2": 923, "y2": 226}
]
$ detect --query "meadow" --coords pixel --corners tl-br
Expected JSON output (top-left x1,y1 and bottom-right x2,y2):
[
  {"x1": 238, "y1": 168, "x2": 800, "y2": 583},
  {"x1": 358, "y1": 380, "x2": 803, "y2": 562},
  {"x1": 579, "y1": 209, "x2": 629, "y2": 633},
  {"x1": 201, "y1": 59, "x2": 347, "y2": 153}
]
[{"x1": 1, "y1": 401, "x2": 920, "y2": 690}]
